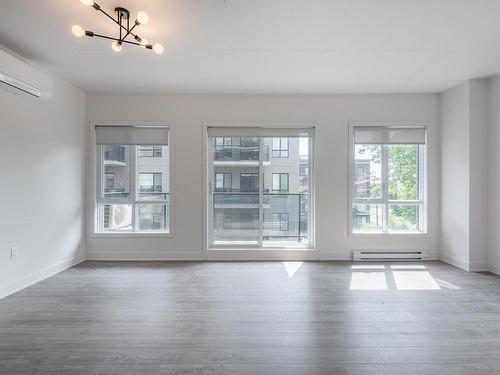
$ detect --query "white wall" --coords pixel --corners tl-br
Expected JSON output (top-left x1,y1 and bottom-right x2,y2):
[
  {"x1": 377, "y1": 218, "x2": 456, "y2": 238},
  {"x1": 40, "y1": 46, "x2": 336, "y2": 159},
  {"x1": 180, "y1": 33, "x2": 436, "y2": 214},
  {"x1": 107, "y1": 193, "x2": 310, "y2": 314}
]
[
  {"x1": 487, "y1": 74, "x2": 500, "y2": 275},
  {"x1": 469, "y1": 79, "x2": 488, "y2": 270},
  {"x1": 0, "y1": 75, "x2": 87, "y2": 299},
  {"x1": 440, "y1": 80, "x2": 489, "y2": 271},
  {"x1": 440, "y1": 82, "x2": 471, "y2": 269},
  {"x1": 87, "y1": 93, "x2": 440, "y2": 260}
]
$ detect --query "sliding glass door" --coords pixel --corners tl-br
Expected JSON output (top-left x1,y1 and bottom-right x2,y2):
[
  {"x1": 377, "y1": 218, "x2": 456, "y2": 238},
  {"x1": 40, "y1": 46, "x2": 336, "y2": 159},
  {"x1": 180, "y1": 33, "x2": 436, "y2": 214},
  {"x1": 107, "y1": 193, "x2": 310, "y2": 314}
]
[{"x1": 207, "y1": 127, "x2": 314, "y2": 249}]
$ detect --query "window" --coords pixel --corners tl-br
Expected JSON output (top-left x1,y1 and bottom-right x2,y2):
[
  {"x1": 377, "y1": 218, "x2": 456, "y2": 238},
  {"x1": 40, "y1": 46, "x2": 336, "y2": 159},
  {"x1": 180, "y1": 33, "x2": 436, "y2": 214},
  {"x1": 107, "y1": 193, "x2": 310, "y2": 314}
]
[
  {"x1": 215, "y1": 173, "x2": 232, "y2": 191},
  {"x1": 95, "y1": 125, "x2": 170, "y2": 233},
  {"x1": 240, "y1": 173, "x2": 259, "y2": 192},
  {"x1": 351, "y1": 126, "x2": 426, "y2": 233},
  {"x1": 208, "y1": 127, "x2": 314, "y2": 248},
  {"x1": 104, "y1": 173, "x2": 115, "y2": 190},
  {"x1": 138, "y1": 145, "x2": 162, "y2": 157},
  {"x1": 272, "y1": 137, "x2": 289, "y2": 158},
  {"x1": 272, "y1": 173, "x2": 289, "y2": 192},
  {"x1": 139, "y1": 173, "x2": 162, "y2": 192}
]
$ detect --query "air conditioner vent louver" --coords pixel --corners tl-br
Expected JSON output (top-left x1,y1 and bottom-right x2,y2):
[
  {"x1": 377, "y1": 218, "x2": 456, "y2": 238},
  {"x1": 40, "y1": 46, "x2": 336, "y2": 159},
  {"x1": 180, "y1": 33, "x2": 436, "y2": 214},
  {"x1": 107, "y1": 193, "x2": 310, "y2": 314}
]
[
  {"x1": 353, "y1": 250, "x2": 429, "y2": 261},
  {"x1": 0, "y1": 48, "x2": 52, "y2": 100}
]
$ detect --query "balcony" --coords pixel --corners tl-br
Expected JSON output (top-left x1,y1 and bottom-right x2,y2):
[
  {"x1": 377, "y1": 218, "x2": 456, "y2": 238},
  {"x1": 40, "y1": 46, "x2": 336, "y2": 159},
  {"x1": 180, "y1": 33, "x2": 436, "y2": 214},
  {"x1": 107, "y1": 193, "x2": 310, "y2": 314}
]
[
  {"x1": 104, "y1": 145, "x2": 126, "y2": 166},
  {"x1": 212, "y1": 192, "x2": 310, "y2": 244},
  {"x1": 213, "y1": 145, "x2": 270, "y2": 166}
]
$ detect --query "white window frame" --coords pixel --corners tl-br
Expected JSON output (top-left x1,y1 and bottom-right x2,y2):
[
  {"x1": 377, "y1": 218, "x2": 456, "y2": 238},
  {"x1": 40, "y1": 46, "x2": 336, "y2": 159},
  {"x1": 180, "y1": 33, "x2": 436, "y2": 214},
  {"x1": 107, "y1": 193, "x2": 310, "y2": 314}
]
[
  {"x1": 203, "y1": 123, "x2": 316, "y2": 256},
  {"x1": 90, "y1": 122, "x2": 173, "y2": 238},
  {"x1": 348, "y1": 122, "x2": 428, "y2": 236}
]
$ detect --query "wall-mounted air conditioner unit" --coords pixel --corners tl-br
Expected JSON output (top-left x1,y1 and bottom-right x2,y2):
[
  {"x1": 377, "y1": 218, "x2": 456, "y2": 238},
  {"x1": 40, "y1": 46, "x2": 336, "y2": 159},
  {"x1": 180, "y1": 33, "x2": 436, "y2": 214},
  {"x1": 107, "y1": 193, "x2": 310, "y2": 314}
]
[
  {"x1": 0, "y1": 48, "x2": 53, "y2": 100},
  {"x1": 353, "y1": 250, "x2": 429, "y2": 261}
]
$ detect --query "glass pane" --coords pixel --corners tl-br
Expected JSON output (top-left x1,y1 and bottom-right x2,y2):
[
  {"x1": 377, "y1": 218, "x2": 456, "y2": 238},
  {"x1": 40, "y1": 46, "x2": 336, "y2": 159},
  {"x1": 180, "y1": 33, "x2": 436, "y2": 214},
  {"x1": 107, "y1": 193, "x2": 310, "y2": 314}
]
[
  {"x1": 281, "y1": 138, "x2": 288, "y2": 150},
  {"x1": 280, "y1": 174, "x2": 289, "y2": 192},
  {"x1": 263, "y1": 137, "x2": 311, "y2": 246},
  {"x1": 210, "y1": 136, "x2": 260, "y2": 244},
  {"x1": 98, "y1": 204, "x2": 132, "y2": 231},
  {"x1": 352, "y1": 204, "x2": 384, "y2": 232},
  {"x1": 389, "y1": 145, "x2": 418, "y2": 200},
  {"x1": 272, "y1": 174, "x2": 280, "y2": 191},
  {"x1": 138, "y1": 204, "x2": 168, "y2": 232},
  {"x1": 136, "y1": 145, "x2": 169, "y2": 201},
  {"x1": 272, "y1": 138, "x2": 280, "y2": 150},
  {"x1": 215, "y1": 174, "x2": 223, "y2": 189},
  {"x1": 354, "y1": 144, "x2": 382, "y2": 199},
  {"x1": 389, "y1": 204, "x2": 420, "y2": 231},
  {"x1": 99, "y1": 145, "x2": 131, "y2": 199}
]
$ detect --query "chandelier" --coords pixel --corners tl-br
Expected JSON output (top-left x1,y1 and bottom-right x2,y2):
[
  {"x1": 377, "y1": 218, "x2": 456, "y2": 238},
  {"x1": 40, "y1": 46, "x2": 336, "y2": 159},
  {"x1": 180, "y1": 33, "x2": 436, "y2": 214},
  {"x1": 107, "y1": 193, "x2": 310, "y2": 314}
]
[{"x1": 72, "y1": 0, "x2": 164, "y2": 54}]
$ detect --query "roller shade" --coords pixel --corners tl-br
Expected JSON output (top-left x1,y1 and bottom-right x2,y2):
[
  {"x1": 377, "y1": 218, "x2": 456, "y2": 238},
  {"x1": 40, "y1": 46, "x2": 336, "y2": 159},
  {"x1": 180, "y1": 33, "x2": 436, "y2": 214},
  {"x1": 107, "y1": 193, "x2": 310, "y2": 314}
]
[
  {"x1": 96, "y1": 125, "x2": 169, "y2": 145},
  {"x1": 207, "y1": 126, "x2": 314, "y2": 138},
  {"x1": 353, "y1": 126, "x2": 426, "y2": 145}
]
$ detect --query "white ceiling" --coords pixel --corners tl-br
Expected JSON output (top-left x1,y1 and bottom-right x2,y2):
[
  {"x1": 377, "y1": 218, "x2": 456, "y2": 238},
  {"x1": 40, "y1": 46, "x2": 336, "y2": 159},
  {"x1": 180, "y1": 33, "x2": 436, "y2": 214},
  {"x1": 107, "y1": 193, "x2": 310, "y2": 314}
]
[{"x1": 1, "y1": 0, "x2": 500, "y2": 94}]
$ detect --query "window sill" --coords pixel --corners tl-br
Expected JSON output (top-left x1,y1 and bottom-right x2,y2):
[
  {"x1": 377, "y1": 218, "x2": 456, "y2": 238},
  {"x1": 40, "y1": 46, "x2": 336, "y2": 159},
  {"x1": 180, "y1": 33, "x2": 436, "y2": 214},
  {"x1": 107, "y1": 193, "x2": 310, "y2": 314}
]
[
  {"x1": 91, "y1": 232, "x2": 172, "y2": 238},
  {"x1": 350, "y1": 231, "x2": 428, "y2": 238},
  {"x1": 208, "y1": 246, "x2": 315, "y2": 251}
]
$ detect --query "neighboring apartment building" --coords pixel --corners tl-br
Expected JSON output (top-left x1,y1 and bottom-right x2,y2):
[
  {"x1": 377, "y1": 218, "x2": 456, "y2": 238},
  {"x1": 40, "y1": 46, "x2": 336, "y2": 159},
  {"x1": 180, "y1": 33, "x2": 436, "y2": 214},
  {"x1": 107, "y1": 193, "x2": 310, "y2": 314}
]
[
  {"x1": 102, "y1": 145, "x2": 170, "y2": 231},
  {"x1": 211, "y1": 137, "x2": 310, "y2": 245}
]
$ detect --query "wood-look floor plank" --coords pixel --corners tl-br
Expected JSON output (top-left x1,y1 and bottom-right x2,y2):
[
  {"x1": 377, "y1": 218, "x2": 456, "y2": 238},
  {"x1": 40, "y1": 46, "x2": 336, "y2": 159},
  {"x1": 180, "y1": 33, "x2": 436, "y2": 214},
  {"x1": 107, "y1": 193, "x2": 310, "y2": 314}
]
[{"x1": 0, "y1": 261, "x2": 499, "y2": 375}]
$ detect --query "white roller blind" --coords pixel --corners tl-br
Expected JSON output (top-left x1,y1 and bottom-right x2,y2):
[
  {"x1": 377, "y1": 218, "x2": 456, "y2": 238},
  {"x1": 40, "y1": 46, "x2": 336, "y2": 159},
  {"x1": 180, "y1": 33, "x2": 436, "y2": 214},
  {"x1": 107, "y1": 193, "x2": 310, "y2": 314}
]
[
  {"x1": 353, "y1": 126, "x2": 426, "y2": 145},
  {"x1": 207, "y1": 126, "x2": 314, "y2": 138},
  {"x1": 96, "y1": 125, "x2": 169, "y2": 145}
]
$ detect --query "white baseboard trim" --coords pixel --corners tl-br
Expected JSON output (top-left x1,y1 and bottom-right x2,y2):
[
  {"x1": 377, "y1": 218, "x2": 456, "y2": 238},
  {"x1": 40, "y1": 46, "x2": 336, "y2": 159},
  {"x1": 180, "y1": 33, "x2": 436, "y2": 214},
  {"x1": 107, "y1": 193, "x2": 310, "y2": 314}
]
[
  {"x1": 0, "y1": 253, "x2": 86, "y2": 300},
  {"x1": 488, "y1": 263, "x2": 500, "y2": 276},
  {"x1": 86, "y1": 251, "x2": 202, "y2": 261},
  {"x1": 440, "y1": 252, "x2": 470, "y2": 271},
  {"x1": 440, "y1": 252, "x2": 489, "y2": 272},
  {"x1": 469, "y1": 261, "x2": 489, "y2": 272}
]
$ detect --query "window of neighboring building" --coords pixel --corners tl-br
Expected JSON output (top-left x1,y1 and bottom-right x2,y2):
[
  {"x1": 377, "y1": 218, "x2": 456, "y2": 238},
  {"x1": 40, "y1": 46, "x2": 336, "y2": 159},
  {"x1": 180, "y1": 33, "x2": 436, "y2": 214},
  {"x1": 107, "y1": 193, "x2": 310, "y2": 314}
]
[
  {"x1": 240, "y1": 173, "x2": 259, "y2": 192},
  {"x1": 272, "y1": 173, "x2": 289, "y2": 192},
  {"x1": 138, "y1": 145, "x2": 162, "y2": 157},
  {"x1": 272, "y1": 137, "x2": 289, "y2": 158},
  {"x1": 95, "y1": 125, "x2": 170, "y2": 233},
  {"x1": 351, "y1": 126, "x2": 426, "y2": 234},
  {"x1": 139, "y1": 173, "x2": 162, "y2": 192},
  {"x1": 215, "y1": 173, "x2": 232, "y2": 191},
  {"x1": 104, "y1": 173, "x2": 115, "y2": 190}
]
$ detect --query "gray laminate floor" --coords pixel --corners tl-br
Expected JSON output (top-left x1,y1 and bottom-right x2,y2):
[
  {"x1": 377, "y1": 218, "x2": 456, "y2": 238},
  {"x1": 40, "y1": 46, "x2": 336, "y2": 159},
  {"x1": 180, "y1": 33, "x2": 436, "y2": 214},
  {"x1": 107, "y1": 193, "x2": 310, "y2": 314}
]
[{"x1": 1, "y1": 261, "x2": 500, "y2": 374}]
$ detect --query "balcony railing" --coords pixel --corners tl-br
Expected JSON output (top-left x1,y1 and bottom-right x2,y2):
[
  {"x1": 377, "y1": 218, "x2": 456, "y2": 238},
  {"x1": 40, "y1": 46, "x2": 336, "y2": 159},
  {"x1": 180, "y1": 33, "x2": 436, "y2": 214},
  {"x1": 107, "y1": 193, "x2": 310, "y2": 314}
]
[
  {"x1": 103, "y1": 189, "x2": 170, "y2": 201},
  {"x1": 214, "y1": 145, "x2": 270, "y2": 162},
  {"x1": 212, "y1": 192, "x2": 309, "y2": 243}
]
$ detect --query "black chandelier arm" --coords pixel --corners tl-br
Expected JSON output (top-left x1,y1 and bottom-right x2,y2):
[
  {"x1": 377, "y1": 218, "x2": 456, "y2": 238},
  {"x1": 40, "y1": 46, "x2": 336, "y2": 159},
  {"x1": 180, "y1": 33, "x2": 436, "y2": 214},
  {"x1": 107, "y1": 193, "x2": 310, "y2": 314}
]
[
  {"x1": 122, "y1": 22, "x2": 139, "y2": 41},
  {"x1": 93, "y1": 2, "x2": 141, "y2": 42},
  {"x1": 89, "y1": 32, "x2": 153, "y2": 49}
]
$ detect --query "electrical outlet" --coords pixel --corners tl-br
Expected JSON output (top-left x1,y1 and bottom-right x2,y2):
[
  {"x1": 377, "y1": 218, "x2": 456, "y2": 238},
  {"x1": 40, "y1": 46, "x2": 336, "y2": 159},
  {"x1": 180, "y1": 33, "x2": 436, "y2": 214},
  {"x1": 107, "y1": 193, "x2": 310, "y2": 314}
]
[{"x1": 10, "y1": 246, "x2": 18, "y2": 260}]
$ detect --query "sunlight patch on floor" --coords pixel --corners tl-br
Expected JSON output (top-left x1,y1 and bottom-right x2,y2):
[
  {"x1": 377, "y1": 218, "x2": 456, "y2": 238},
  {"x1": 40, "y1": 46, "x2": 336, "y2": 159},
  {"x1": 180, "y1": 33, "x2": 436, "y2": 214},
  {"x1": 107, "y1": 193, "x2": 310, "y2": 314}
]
[
  {"x1": 282, "y1": 262, "x2": 304, "y2": 278},
  {"x1": 393, "y1": 271, "x2": 441, "y2": 290},
  {"x1": 350, "y1": 272, "x2": 388, "y2": 290},
  {"x1": 352, "y1": 265, "x2": 386, "y2": 270}
]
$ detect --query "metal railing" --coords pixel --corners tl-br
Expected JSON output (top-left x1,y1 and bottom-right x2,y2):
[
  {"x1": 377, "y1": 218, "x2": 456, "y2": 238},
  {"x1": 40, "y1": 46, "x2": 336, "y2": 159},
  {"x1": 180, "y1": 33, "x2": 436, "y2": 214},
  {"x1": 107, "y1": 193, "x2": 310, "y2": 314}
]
[
  {"x1": 212, "y1": 192, "x2": 309, "y2": 243},
  {"x1": 214, "y1": 145, "x2": 270, "y2": 162}
]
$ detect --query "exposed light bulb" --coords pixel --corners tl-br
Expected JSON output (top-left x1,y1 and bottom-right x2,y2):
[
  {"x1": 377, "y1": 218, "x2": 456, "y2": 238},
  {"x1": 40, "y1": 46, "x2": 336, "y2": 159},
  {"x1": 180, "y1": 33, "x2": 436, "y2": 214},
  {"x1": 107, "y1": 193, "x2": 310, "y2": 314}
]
[
  {"x1": 140, "y1": 38, "x2": 149, "y2": 48},
  {"x1": 137, "y1": 11, "x2": 149, "y2": 24},
  {"x1": 111, "y1": 41, "x2": 122, "y2": 52},
  {"x1": 72, "y1": 25, "x2": 85, "y2": 38},
  {"x1": 153, "y1": 43, "x2": 164, "y2": 55},
  {"x1": 80, "y1": 0, "x2": 94, "y2": 6}
]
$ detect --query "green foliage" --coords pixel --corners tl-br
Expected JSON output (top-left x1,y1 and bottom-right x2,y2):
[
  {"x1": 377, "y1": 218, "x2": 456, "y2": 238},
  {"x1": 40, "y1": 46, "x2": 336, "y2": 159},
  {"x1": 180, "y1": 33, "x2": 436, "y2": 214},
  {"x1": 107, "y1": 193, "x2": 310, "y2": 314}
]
[{"x1": 388, "y1": 145, "x2": 418, "y2": 228}]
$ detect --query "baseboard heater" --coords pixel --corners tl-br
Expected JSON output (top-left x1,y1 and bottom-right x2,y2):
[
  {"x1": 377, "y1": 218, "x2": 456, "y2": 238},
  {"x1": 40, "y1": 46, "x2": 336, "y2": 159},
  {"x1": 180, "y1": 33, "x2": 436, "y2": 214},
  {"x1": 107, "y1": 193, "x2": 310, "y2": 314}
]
[{"x1": 353, "y1": 250, "x2": 429, "y2": 261}]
